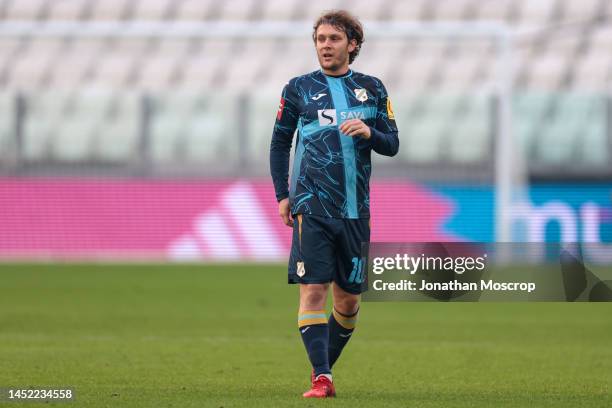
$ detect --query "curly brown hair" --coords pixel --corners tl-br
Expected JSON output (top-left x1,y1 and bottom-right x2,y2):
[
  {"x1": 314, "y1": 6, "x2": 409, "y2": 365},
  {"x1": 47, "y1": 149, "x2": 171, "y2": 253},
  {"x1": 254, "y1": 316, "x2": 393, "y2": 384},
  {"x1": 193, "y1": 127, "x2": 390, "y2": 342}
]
[{"x1": 312, "y1": 10, "x2": 364, "y2": 64}]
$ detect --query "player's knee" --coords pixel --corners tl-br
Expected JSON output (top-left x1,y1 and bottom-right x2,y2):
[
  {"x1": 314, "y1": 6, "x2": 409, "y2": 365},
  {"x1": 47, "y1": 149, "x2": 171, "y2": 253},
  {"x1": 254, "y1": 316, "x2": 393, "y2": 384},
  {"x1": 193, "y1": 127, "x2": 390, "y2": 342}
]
[
  {"x1": 334, "y1": 296, "x2": 359, "y2": 315},
  {"x1": 300, "y1": 285, "x2": 328, "y2": 310},
  {"x1": 302, "y1": 293, "x2": 325, "y2": 309}
]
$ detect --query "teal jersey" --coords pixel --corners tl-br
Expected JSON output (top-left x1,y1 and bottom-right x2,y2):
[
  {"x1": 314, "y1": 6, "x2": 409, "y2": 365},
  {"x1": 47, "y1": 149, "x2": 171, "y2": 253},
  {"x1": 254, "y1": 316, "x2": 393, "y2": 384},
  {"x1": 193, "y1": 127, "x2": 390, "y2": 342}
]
[{"x1": 270, "y1": 69, "x2": 399, "y2": 219}]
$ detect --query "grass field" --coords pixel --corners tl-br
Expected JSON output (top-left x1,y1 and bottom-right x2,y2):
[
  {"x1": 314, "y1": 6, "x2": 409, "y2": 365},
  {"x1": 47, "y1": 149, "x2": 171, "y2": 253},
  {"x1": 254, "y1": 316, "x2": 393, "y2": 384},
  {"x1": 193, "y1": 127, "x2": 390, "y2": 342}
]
[{"x1": 1, "y1": 263, "x2": 611, "y2": 407}]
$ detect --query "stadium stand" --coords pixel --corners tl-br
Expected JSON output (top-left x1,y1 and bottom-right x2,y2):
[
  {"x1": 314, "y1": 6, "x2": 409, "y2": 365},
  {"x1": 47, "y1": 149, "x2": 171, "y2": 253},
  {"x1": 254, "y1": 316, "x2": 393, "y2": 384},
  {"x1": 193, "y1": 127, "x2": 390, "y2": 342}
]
[{"x1": 0, "y1": 0, "x2": 610, "y2": 175}]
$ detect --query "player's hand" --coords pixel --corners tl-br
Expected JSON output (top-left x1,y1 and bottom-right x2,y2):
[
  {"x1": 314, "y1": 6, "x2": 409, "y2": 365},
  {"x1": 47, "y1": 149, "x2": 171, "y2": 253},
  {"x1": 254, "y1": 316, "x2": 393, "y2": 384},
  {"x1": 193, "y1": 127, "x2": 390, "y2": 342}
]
[
  {"x1": 278, "y1": 198, "x2": 293, "y2": 227},
  {"x1": 339, "y1": 119, "x2": 371, "y2": 139}
]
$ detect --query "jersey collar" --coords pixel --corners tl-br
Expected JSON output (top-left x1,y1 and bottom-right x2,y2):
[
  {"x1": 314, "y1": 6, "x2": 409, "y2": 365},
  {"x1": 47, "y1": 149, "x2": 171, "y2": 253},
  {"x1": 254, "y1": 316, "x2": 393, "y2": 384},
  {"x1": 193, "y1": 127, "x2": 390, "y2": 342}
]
[{"x1": 320, "y1": 69, "x2": 353, "y2": 79}]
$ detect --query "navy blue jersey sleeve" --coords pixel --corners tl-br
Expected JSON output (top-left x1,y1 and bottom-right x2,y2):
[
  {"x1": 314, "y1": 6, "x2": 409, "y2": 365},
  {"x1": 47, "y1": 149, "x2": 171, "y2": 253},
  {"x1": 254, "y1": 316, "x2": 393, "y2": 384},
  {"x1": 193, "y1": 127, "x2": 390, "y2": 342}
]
[
  {"x1": 369, "y1": 81, "x2": 399, "y2": 157},
  {"x1": 270, "y1": 81, "x2": 300, "y2": 202}
]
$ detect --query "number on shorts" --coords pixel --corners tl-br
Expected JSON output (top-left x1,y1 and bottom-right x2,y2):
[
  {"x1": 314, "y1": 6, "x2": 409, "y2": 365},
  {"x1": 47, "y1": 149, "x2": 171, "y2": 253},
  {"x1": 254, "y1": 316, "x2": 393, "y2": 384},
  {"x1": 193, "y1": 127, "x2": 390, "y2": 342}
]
[{"x1": 348, "y1": 257, "x2": 364, "y2": 284}]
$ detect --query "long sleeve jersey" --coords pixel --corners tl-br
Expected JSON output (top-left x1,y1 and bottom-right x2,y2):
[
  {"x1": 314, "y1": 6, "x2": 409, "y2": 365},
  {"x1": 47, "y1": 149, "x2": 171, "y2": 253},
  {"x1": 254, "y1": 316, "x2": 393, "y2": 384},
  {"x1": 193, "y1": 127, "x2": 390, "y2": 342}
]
[{"x1": 270, "y1": 69, "x2": 399, "y2": 219}]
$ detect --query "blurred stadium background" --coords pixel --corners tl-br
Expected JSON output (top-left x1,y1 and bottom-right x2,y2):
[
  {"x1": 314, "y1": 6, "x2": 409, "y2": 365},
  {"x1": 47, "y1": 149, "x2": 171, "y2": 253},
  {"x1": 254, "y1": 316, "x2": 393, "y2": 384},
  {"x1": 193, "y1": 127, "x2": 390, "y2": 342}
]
[{"x1": 1, "y1": 0, "x2": 612, "y2": 261}]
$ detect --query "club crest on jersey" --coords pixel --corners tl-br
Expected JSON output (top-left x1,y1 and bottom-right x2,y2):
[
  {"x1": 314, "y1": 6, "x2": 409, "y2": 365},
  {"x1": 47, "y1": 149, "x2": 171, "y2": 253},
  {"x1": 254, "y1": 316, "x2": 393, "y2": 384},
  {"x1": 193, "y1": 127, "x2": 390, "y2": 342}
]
[
  {"x1": 317, "y1": 109, "x2": 337, "y2": 126},
  {"x1": 354, "y1": 88, "x2": 368, "y2": 102},
  {"x1": 297, "y1": 261, "x2": 306, "y2": 277}
]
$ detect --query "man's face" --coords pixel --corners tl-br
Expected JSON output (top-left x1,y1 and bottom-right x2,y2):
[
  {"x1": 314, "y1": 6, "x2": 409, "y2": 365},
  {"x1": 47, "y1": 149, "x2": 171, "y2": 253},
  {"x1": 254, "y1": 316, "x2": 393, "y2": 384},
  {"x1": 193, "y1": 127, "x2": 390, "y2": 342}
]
[{"x1": 315, "y1": 24, "x2": 356, "y2": 73}]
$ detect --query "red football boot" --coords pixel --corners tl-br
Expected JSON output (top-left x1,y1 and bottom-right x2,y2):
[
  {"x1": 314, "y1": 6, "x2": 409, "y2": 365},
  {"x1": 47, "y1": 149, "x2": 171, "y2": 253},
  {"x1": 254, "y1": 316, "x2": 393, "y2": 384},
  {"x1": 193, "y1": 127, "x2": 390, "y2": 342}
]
[{"x1": 303, "y1": 374, "x2": 336, "y2": 398}]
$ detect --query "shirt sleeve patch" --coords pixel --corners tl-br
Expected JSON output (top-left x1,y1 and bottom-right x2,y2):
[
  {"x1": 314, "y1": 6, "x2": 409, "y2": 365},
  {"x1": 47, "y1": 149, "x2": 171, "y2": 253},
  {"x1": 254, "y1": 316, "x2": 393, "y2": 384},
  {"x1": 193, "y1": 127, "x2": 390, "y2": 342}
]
[
  {"x1": 277, "y1": 97, "x2": 286, "y2": 121},
  {"x1": 386, "y1": 98, "x2": 395, "y2": 120}
]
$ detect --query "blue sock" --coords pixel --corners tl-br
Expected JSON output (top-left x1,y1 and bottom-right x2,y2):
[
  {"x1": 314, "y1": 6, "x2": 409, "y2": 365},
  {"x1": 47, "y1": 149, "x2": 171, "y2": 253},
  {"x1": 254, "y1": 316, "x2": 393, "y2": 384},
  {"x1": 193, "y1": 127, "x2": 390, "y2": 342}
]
[
  {"x1": 328, "y1": 307, "x2": 358, "y2": 368},
  {"x1": 298, "y1": 310, "x2": 330, "y2": 376}
]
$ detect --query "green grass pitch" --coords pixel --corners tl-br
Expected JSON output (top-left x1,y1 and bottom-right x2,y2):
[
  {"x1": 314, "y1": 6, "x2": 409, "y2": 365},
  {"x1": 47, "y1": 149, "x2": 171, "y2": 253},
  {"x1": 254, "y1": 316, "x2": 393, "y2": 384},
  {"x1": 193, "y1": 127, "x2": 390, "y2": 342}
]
[{"x1": 1, "y1": 263, "x2": 610, "y2": 407}]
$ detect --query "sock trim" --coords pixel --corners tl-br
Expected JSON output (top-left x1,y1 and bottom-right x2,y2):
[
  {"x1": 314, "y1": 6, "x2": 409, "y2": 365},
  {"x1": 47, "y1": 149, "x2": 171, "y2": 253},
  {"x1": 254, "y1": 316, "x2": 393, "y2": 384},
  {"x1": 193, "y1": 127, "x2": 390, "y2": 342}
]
[
  {"x1": 316, "y1": 373, "x2": 333, "y2": 382},
  {"x1": 332, "y1": 308, "x2": 358, "y2": 329},
  {"x1": 333, "y1": 307, "x2": 359, "y2": 318},
  {"x1": 298, "y1": 310, "x2": 327, "y2": 327}
]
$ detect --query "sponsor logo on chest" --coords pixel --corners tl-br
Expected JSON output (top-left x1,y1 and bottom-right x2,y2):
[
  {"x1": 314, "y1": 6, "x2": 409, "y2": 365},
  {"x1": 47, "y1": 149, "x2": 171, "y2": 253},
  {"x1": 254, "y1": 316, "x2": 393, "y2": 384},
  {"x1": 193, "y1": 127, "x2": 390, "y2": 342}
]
[
  {"x1": 318, "y1": 109, "x2": 367, "y2": 126},
  {"x1": 317, "y1": 109, "x2": 337, "y2": 126},
  {"x1": 340, "y1": 110, "x2": 366, "y2": 120}
]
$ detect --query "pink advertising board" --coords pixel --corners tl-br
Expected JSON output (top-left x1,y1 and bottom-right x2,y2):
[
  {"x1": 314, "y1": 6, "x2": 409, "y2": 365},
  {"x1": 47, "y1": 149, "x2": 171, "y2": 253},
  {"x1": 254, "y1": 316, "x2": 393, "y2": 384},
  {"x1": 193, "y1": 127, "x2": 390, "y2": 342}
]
[{"x1": 0, "y1": 178, "x2": 457, "y2": 261}]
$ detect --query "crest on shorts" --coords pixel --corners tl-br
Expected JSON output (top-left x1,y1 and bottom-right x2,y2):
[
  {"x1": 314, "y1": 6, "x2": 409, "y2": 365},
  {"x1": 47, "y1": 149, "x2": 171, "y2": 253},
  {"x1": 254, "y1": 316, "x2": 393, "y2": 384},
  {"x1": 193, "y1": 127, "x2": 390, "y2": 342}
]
[
  {"x1": 297, "y1": 261, "x2": 306, "y2": 277},
  {"x1": 354, "y1": 88, "x2": 368, "y2": 102}
]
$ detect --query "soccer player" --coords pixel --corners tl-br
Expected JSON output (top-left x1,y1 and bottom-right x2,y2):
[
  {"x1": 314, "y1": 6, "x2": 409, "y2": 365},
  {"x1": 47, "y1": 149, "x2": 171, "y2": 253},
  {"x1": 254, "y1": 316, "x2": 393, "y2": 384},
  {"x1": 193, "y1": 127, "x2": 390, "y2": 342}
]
[{"x1": 269, "y1": 10, "x2": 399, "y2": 398}]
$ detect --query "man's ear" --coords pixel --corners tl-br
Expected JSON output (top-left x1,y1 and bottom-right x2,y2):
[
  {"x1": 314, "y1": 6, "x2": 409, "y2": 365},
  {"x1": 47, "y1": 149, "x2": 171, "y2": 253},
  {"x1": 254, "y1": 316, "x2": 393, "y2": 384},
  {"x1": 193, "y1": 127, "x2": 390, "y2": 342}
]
[{"x1": 348, "y1": 39, "x2": 357, "y2": 53}]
